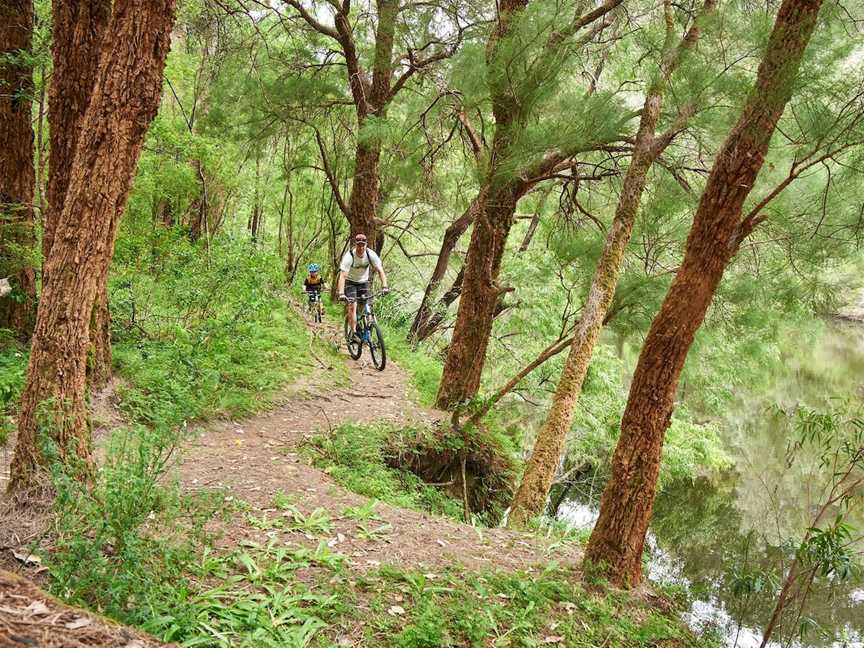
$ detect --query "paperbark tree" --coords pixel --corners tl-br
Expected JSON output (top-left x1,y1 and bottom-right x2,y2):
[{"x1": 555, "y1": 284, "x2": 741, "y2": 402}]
[
  {"x1": 507, "y1": 0, "x2": 714, "y2": 528},
  {"x1": 434, "y1": 0, "x2": 627, "y2": 410},
  {"x1": 9, "y1": 0, "x2": 176, "y2": 491},
  {"x1": 584, "y1": 0, "x2": 825, "y2": 586},
  {"x1": 0, "y1": 0, "x2": 37, "y2": 337},
  {"x1": 45, "y1": 0, "x2": 113, "y2": 385}
]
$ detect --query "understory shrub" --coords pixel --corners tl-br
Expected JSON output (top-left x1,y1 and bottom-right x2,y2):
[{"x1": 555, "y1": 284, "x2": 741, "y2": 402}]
[{"x1": 303, "y1": 420, "x2": 518, "y2": 524}]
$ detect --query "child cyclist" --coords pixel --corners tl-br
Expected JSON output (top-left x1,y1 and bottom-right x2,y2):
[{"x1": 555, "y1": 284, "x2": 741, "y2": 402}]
[
  {"x1": 304, "y1": 263, "x2": 325, "y2": 295},
  {"x1": 303, "y1": 263, "x2": 325, "y2": 320}
]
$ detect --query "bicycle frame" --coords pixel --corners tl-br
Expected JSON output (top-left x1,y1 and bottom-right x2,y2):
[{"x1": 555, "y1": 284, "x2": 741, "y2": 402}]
[{"x1": 343, "y1": 291, "x2": 387, "y2": 370}]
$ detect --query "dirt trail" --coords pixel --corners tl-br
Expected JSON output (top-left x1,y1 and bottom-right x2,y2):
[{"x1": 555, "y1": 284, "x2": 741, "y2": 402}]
[{"x1": 179, "y1": 323, "x2": 583, "y2": 574}]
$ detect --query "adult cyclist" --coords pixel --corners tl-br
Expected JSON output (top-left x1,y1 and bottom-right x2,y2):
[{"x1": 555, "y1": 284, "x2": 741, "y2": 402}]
[{"x1": 337, "y1": 233, "x2": 388, "y2": 340}]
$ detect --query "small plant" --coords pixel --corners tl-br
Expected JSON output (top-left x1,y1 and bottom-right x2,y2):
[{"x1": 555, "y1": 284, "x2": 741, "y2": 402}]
[
  {"x1": 757, "y1": 405, "x2": 864, "y2": 648},
  {"x1": 356, "y1": 521, "x2": 393, "y2": 542},
  {"x1": 285, "y1": 506, "x2": 335, "y2": 536},
  {"x1": 342, "y1": 499, "x2": 383, "y2": 522},
  {"x1": 272, "y1": 490, "x2": 296, "y2": 510}
]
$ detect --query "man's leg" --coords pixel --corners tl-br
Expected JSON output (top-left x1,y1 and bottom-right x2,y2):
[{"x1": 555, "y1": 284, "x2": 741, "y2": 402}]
[{"x1": 348, "y1": 302, "x2": 357, "y2": 333}]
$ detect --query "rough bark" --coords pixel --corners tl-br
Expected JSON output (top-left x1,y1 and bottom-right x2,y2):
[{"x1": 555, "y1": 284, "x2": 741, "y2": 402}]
[
  {"x1": 435, "y1": 181, "x2": 521, "y2": 409},
  {"x1": 46, "y1": 0, "x2": 113, "y2": 384},
  {"x1": 585, "y1": 0, "x2": 824, "y2": 586},
  {"x1": 9, "y1": 0, "x2": 176, "y2": 491},
  {"x1": 409, "y1": 190, "x2": 486, "y2": 341},
  {"x1": 432, "y1": 0, "x2": 531, "y2": 410},
  {"x1": 87, "y1": 286, "x2": 112, "y2": 387},
  {"x1": 507, "y1": 0, "x2": 712, "y2": 528},
  {"x1": 43, "y1": 0, "x2": 111, "y2": 262},
  {"x1": 0, "y1": 0, "x2": 37, "y2": 338}
]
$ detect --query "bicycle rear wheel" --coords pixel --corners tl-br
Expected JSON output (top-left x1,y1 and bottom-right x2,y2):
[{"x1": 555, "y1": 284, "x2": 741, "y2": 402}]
[
  {"x1": 368, "y1": 322, "x2": 386, "y2": 371},
  {"x1": 344, "y1": 318, "x2": 361, "y2": 359}
]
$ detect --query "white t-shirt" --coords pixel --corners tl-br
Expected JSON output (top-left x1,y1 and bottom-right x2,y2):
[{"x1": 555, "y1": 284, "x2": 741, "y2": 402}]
[{"x1": 340, "y1": 247, "x2": 383, "y2": 283}]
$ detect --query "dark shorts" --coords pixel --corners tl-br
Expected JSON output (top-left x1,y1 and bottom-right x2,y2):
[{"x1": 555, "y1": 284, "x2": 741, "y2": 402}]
[{"x1": 345, "y1": 281, "x2": 370, "y2": 302}]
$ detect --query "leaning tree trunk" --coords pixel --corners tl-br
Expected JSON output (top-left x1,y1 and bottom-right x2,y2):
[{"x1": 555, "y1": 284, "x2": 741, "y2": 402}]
[
  {"x1": 507, "y1": 0, "x2": 713, "y2": 528},
  {"x1": 585, "y1": 0, "x2": 824, "y2": 587},
  {"x1": 9, "y1": 0, "x2": 176, "y2": 492},
  {"x1": 0, "y1": 0, "x2": 37, "y2": 338},
  {"x1": 435, "y1": 183, "x2": 519, "y2": 409},
  {"x1": 410, "y1": 189, "x2": 486, "y2": 342},
  {"x1": 46, "y1": 0, "x2": 113, "y2": 385}
]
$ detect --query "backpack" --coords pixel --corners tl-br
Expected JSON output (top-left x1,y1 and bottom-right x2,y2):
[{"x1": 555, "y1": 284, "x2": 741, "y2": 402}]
[{"x1": 350, "y1": 248, "x2": 371, "y2": 269}]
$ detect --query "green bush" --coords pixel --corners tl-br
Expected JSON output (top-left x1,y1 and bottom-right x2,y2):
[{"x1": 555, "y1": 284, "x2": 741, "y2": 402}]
[
  {"x1": 303, "y1": 422, "x2": 466, "y2": 520},
  {"x1": 110, "y1": 230, "x2": 343, "y2": 429},
  {"x1": 0, "y1": 337, "x2": 27, "y2": 445}
]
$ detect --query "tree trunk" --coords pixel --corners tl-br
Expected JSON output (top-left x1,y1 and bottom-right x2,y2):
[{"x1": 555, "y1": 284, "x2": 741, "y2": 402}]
[
  {"x1": 87, "y1": 286, "x2": 112, "y2": 388},
  {"x1": 9, "y1": 0, "x2": 176, "y2": 491},
  {"x1": 347, "y1": 140, "x2": 382, "y2": 248},
  {"x1": 435, "y1": 183, "x2": 520, "y2": 409},
  {"x1": 585, "y1": 0, "x2": 824, "y2": 586},
  {"x1": 43, "y1": 0, "x2": 111, "y2": 263},
  {"x1": 412, "y1": 266, "x2": 465, "y2": 342},
  {"x1": 45, "y1": 0, "x2": 113, "y2": 384},
  {"x1": 507, "y1": 0, "x2": 712, "y2": 528},
  {"x1": 410, "y1": 189, "x2": 485, "y2": 342},
  {"x1": 0, "y1": 0, "x2": 37, "y2": 338}
]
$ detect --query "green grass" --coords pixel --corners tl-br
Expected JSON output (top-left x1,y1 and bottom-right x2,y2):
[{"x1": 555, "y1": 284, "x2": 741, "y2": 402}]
[
  {"x1": 378, "y1": 321, "x2": 443, "y2": 407},
  {"x1": 302, "y1": 421, "x2": 465, "y2": 520},
  {"x1": 138, "y1": 539, "x2": 349, "y2": 647},
  {"x1": 114, "y1": 301, "x2": 344, "y2": 430},
  {"x1": 325, "y1": 562, "x2": 719, "y2": 648}
]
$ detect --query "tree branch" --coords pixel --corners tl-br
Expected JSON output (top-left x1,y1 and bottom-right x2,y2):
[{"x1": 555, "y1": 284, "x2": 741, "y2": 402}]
[
  {"x1": 282, "y1": 0, "x2": 340, "y2": 40},
  {"x1": 314, "y1": 129, "x2": 351, "y2": 219}
]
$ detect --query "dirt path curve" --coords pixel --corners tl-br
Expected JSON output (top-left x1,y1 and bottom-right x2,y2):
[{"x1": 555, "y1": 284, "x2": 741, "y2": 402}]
[{"x1": 179, "y1": 323, "x2": 582, "y2": 575}]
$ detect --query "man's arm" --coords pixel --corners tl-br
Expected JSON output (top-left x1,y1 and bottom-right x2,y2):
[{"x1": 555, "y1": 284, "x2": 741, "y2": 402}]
[
  {"x1": 371, "y1": 251, "x2": 388, "y2": 290},
  {"x1": 337, "y1": 270, "x2": 347, "y2": 296}
]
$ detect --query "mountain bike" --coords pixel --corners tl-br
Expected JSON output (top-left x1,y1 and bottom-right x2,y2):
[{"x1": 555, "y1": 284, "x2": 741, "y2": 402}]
[
  {"x1": 305, "y1": 290, "x2": 324, "y2": 323},
  {"x1": 343, "y1": 291, "x2": 387, "y2": 371}
]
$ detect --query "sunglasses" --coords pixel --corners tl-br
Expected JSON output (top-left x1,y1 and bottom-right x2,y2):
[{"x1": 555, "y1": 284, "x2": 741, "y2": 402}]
[{"x1": 355, "y1": 239, "x2": 367, "y2": 245}]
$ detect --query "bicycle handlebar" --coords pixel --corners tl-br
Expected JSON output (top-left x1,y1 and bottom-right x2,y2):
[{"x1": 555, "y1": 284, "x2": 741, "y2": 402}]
[{"x1": 342, "y1": 290, "x2": 388, "y2": 303}]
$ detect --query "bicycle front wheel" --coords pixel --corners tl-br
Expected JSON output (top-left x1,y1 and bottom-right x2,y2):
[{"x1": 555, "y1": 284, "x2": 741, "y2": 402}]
[
  {"x1": 344, "y1": 318, "x2": 362, "y2": 360},
  {"x1": 368, "y1": 322, "x2": 386, "y2": 371}
]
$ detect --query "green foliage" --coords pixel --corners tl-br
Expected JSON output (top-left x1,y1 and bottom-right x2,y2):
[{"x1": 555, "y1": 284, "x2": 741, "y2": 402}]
[
  {"x1": 378, "y1": 320, "x2": 443, "y2": 407},
  {"x1": 302, "y1": 422, "x2": 466, "y2": 520},
  {"x1": 45, "y1": 424, "x2": 213, "y2": 624},
  {"x1": 139, "y1": 540, "x2": 345, "y2": 646},
  {"x1": 355, "y1": 564, "x2": 716, "y2": 648},
  {"x1": 564, "y1": 344, "x2": 730, "y2": 488},
  {"x1": 0, "y1": 337, "x2": 26, "y2": 445},
  {"x1": 109, "y1": 228, "x2": 343, "y2": 429}
]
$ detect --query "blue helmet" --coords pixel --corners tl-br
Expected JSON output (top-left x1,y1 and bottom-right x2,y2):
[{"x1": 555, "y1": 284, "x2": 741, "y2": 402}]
[{"x1": 308, "y1": 263, "x2": 320, "y2": 273}]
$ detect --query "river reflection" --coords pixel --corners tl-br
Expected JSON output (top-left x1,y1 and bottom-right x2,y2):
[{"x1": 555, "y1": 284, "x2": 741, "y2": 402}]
[{"x1": 555, "y1": 321, "x2": 864, "y2": 647}]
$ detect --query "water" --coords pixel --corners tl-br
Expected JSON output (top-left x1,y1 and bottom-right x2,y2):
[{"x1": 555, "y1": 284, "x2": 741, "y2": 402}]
[{"x1": 556, "y1": 319, "x2": 864, "y2": 647}]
